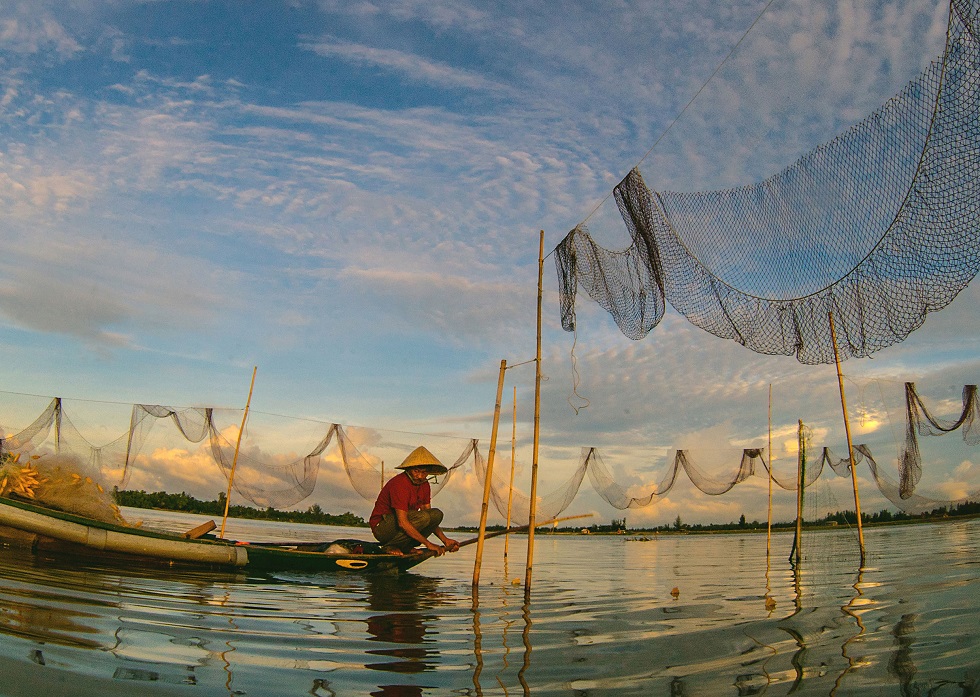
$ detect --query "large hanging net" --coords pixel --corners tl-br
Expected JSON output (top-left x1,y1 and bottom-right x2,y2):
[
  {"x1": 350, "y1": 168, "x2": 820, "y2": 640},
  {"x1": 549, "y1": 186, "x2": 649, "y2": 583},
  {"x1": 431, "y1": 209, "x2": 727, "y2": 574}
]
[{"x1": 555, "y1": 0, "x2": 980, "y2": 364}]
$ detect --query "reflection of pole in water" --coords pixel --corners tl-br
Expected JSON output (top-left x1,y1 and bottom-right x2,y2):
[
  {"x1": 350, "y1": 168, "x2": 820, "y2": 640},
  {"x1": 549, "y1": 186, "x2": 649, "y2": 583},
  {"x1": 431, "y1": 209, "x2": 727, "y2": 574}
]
[
  {"x1": 517, "y1": 600, "x2": 532, "y2": 696},
  {"x1": 471, "y1": 592, "x2": 484, "y2": 697},
  {"x1": 764, "y1": 561, "x2": 776, "y2": 615},
  {"x1": 493, "y1": 557, "x2": 516, "y2": 695},
  {"x1": 831, "y1": 567, "x2": 867, "y2": 696},
  {"x1": 217, "y1": 590, "x2": 237, "y2": 697},
  {"x1": 741, "y1": 591, "x2": 777, "y2": 693},
  {"x1": 793, "y1": 564, "x2": 802, "y2": 611}
]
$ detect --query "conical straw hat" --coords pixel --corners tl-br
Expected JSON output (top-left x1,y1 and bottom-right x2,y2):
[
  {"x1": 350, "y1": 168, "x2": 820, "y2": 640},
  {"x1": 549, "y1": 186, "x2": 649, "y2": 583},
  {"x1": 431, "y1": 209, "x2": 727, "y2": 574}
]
[{"x1": 396, "y1": 446, "x2": 448, "y2": 474}]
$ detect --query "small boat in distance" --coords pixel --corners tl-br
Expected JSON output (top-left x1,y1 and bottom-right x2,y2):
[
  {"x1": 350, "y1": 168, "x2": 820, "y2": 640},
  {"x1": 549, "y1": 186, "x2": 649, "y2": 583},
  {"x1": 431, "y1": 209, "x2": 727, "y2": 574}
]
[{"x1": 0, "y1": 495, "x2": 435, "y2": 574}]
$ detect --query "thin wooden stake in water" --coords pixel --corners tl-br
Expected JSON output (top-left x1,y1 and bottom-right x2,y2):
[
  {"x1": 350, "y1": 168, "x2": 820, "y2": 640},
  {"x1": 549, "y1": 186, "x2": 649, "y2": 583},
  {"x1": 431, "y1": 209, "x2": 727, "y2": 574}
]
[
  {"x1": 524, "y1": 230, "x2": 545, "y2": 599},
  {"x1": 794, "y1": 419, "x2": 805, "y2": 566},
  {"x1": 473, "y1": 359, "x2": 507, "y2": 590},
  {"x1": 220, "y1": 366, "x2": 257, "y2": 539},
  {"x1": 828, "y1": 311, "x2": 866, "y2": 565},
  {"x1": 766, "y1": 384, "x2": 773, "y2": 562},
  {"x1": 505, "y1": 386, "x2": 517, "y2": 560}
]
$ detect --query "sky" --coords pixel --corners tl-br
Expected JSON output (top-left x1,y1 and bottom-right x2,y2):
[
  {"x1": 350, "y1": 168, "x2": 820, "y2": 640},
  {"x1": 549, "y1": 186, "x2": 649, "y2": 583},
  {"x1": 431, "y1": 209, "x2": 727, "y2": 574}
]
[{"x1": 2, "y1": 0, "x2": 978, "y2": 530}]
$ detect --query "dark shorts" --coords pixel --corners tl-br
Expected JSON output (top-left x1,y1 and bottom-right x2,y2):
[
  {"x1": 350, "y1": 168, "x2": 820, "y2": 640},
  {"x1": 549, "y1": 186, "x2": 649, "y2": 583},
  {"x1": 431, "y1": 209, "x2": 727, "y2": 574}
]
[{"x1": 371, "y1": 508, "x2": 444, "y2": 552}]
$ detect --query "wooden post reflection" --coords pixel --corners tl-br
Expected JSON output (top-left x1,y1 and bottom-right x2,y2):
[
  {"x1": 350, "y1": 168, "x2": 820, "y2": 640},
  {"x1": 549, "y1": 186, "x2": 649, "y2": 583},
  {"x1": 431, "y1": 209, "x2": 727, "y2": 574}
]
[
  {"x1": 518, "y1": 599, "x2": 532, "y2": 696},
  {"x1": 831, "y1": 567, "x2": 867, "y2": 695},
  {"x1": 471, "y1": 591, "x2": 484, "y2": 696}
]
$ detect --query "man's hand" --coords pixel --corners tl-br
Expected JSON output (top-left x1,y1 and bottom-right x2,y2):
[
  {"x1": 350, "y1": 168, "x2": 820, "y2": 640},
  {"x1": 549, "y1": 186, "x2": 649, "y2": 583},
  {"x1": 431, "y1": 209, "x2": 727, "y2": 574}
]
[
  {"x1": 443, "y1": 538, "x2": 460, "y2": 553},
  {"x1": 425, "y1": 541, "x2": 446, "y2": 556}
]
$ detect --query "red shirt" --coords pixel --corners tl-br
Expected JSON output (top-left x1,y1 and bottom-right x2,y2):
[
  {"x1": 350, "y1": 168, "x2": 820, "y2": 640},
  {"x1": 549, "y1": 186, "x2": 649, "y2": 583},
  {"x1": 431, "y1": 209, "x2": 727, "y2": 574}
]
[{"x1": 369, "y1": 472, "x2": 431, "y2": 528}]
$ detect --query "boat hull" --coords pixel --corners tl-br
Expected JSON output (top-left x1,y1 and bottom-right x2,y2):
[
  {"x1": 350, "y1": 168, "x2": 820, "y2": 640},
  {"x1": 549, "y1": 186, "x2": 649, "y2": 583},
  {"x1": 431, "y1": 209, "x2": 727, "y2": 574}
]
[{"x1": 0, "y1": 496, "x2": 432, "y2": 574}]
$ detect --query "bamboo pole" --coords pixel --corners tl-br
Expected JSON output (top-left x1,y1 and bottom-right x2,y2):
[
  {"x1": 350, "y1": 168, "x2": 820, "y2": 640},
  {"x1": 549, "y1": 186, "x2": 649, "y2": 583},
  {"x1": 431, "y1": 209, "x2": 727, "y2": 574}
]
[
  {"x1": 794, "y1": 419, "x2": 805, "y2": 566},
  {"x1": 524, "y1": 230, "x2": 545, "y2": 598},
  {"x1": 220, "y1": 366, "x2": 257, "y2": 540},
  {"x1": 505, "y1": 386, "x2": 517, "y2": 560},
  {"x1": 473, "y1": 359, "x2": 508, "y2": 590},
  {"x1": 766, "y1": 384, "x2": 773, "y2": 561},
  {"x1": 828, "y1": 311, "x2": 866, "y2": 565},
  {"x1": 54, "y1": 398, "x2": 62, "y2": 453}
]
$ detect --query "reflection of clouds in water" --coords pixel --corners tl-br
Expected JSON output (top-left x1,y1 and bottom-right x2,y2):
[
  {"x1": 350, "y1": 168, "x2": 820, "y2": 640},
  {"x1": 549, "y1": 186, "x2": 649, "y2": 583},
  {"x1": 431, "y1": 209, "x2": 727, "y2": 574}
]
[{"x1": 1, "y1": 514, "x2": 978, "y2": 694}]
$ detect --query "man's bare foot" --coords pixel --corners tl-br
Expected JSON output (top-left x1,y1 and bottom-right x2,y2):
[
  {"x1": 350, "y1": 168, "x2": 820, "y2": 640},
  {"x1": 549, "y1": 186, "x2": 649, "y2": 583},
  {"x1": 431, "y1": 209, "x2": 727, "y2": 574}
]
[{"x1": 383, "y1": 546, "x2": 404, "y2": 556}]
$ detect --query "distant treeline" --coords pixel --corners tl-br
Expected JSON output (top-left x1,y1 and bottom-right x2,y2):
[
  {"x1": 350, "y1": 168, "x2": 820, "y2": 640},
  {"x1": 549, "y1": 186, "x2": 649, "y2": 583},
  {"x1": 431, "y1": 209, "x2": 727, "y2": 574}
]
[
  {"x1": 660, "y1": 500, "x2": 980, "y2": 534},
  {"x1": 113, "y1": 489, "x2": 367, "y2": 527},
  {"x1": 459, "y1": 500, "x2": 980, "y2": 535}
]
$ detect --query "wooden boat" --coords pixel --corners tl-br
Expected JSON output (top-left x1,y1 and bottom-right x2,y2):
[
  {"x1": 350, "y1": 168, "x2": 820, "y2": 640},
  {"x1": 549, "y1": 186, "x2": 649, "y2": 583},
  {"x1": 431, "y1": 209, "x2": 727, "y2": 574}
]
[{"x1": 0, "y1": 495, "x2": 435, "y2": 574}]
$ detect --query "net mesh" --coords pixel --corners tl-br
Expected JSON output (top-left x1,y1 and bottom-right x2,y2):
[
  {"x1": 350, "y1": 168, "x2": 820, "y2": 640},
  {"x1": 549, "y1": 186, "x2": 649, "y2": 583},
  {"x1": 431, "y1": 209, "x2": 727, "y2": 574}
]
[
  {"x1": 1, "y1": 382, "x2": 976, "y2": 520},
  {"x1": 900, "y1": 381, "x2": 980, "y2": 499},
  {"x1": 1, "y1": 400, "x2": 474, "y2": 511},
  {"x1": 0, "y1": 454, "x2": 128, "y2": 525},
  {"x1": 555, "y1": 0, "x2": 980, "y2": 365},
  {"x1": 474, "y1": 447, "x2": 590, "y2": 523}
]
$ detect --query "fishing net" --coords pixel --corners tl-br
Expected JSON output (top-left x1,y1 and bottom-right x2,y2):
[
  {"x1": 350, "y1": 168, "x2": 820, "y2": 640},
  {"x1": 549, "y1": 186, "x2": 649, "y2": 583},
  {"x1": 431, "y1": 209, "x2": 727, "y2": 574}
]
[
  {"x1": 586, "y1": 448, "x2": 763, "y2": 508},
  {"x1": 900, "y1": 382, "x2": 980, "y2": 497},
  {"x1": 2, "y1": 383, "x2": 976, "y2": 520},
  {"x1": 555, "y1": 0, "x2": 980, "y2": 364},
  {"x1": 0, "y1": 398, "x2": 476, "y2": 511},
  {"x1": 474, "y1": 447, "x2": 589, "y2": 524},
  {"x1": 0, "y1": 398, "x2": 59, "y2": 455},
  {"x1": 0, "y1": 453, "x2": 128, "y2": 525}
]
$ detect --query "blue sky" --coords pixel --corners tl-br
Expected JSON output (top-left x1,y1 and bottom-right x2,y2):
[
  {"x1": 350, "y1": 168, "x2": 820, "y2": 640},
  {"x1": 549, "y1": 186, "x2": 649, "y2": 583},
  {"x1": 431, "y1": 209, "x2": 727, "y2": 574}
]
[{"x1": 2, "y1": 0, "x2": 978, "y2": 528}]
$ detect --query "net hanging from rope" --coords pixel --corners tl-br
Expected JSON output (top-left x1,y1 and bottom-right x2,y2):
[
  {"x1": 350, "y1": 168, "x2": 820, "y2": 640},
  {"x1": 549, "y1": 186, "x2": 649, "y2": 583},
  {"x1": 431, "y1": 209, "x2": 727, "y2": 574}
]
[
  {"x1": 901, "y1": 382, "x2": 980, "y2": 497},
  {"x1": 555, "y1": 0, "x2": 980, "y2": 364},
  {"x1": 474, "y1": 447, "x2": 589, "y2": 524},
  {"x1": 0, "y1": 398, "x2": 60, "y2": 457},
  {"x1": 4, "y1": 387, "x2": 976, "y2": 517},
  {"x1": 1, "y1": 399, "x2": 473, "y2": 510},
  {"x1": 585, "y1": 443, "x2": 978, "y2": 515}
]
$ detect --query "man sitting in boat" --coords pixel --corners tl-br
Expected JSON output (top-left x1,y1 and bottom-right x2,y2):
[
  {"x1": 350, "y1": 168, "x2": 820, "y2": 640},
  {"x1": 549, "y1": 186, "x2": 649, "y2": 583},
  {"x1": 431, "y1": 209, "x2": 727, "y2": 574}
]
[{"x1": 369, "y1": 446, "x2": 460, "y2": 556}]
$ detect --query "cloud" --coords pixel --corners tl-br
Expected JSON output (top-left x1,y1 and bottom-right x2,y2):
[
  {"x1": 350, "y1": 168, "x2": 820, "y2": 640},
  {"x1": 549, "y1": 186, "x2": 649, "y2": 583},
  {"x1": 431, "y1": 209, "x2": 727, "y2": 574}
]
[
  {"x1": 0, "y1": 14, "x2": 82, "y2": 58},
  {"x1": 0, "y1": 0, "x2": 974, "y2": 530},
  {"x1": 334, "y1": 265, "x2": 529, "y2": 344},
  {"x1": 300, "y1": 36, "x2": 503, "y2": 92},
  {"x1": 0, "y1": 272, "x2": 132, "y2": 346}
]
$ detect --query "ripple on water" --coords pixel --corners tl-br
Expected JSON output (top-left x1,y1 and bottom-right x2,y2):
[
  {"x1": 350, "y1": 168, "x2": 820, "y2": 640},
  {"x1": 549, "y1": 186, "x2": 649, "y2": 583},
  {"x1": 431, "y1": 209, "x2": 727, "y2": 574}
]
[{"x1": 1, "y1": 517, "x2": 979, "y2": 695}]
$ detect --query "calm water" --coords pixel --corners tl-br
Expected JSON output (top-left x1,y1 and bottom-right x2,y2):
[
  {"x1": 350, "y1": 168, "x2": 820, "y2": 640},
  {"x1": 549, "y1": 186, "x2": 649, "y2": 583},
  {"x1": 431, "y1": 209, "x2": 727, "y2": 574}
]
[{"x1": 0, "y1": 511, "x2": 977, "y2": 696}]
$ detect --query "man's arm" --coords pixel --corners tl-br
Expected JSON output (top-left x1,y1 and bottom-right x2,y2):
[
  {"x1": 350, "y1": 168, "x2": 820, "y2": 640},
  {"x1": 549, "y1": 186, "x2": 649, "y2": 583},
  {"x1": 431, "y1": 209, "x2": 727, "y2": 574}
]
[
  {"x1": 434, "y1": 526, "x2": 460, "y2": 552},
  {"x1": 420, "y1": 502, "x2": 459, "y2": 552},
  {"x1": 394, "y1": 508, "x2": 447, "y2": 555}
]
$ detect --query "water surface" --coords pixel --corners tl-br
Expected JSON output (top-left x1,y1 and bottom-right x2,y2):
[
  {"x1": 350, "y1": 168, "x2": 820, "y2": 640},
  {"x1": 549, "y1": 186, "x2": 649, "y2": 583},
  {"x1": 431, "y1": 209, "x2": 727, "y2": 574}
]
[{"x1": 1, "y1": 512, "x2": 977, "y2": 695}]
